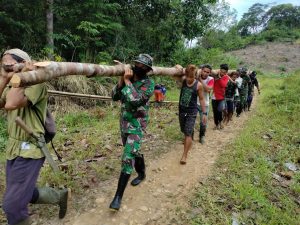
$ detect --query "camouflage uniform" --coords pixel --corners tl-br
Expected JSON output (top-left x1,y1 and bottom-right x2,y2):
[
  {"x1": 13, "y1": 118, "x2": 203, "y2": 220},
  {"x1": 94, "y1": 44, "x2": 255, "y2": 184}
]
[
  {"x1": 239, "y1": 74, "x2": 251, "y2": 111},
  {"x1": 112, "y1": 78, "x2": 154, "y2": 174}
]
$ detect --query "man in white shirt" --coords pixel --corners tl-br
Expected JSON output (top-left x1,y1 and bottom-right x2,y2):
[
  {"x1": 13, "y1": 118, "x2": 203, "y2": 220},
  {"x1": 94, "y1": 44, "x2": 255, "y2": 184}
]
[{"x1": 197, "y1": 64, "x2": 214, "y2": 144}]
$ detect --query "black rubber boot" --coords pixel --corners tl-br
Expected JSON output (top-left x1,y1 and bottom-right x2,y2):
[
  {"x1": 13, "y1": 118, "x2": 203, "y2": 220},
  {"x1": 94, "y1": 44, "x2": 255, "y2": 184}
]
[
  {"x1": 109, "y1": 172, "x2": 130, "y2": 210},
  {"x1": 131, "y1": 155, "x2": 146, "y2": 186}
]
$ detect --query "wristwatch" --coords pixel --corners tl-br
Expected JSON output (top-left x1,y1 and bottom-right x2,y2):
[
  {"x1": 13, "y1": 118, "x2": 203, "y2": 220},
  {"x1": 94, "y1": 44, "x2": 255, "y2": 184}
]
[{"x1": 203, "y1": 112, "x2": 208, "y2": 115}]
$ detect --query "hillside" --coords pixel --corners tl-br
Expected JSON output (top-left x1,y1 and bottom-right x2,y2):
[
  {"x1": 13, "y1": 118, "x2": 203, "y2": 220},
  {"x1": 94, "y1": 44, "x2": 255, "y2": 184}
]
[{"x1": 228, "y1": 42, "x2": 300, "y2": 73}]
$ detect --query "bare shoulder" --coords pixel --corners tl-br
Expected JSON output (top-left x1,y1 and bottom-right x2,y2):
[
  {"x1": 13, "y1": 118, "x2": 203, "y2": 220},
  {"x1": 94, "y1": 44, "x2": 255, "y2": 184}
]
[{"x1": 197, "y1": 81, "x2": 203, "y2": 90}]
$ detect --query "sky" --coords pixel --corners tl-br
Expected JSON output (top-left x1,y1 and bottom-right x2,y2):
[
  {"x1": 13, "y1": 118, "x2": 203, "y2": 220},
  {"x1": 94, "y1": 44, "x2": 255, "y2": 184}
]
[{"x1": 226, "y1": 0, "x2": 300, "y2": 20}]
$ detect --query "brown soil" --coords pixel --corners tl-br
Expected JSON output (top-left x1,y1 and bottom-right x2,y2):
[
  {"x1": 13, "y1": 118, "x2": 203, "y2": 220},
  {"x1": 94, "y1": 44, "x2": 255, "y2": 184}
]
[{"x1": 229, "y1": 42, "x2": 300, "y2": 73}]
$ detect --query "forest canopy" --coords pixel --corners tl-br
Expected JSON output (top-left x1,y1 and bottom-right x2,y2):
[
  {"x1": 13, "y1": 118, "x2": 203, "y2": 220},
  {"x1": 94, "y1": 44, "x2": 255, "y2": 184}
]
[{"x1": 0, "y1": 1, "x2": 299, "y2": 65}]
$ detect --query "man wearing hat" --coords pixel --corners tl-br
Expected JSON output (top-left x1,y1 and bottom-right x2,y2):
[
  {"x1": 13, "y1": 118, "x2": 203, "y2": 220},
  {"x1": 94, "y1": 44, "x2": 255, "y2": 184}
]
[
  {"x1": 0, "y1": 49, "x2": 68, "y2": 225},
  {"x1": 110, "y1": 54, "x2": 155, "y2": 210},
  {"x1": 247, "y1": 70, "x2": 260, "y2": 111},
  {"x1": 237, "y1": 67, "x2": 251, "y2": 114}
]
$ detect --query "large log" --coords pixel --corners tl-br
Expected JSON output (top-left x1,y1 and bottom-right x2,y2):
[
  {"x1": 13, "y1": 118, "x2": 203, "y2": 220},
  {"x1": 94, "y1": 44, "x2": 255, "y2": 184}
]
[
  {"x1": 9, "y1": 61, "x2": 239, "y2": 88},
  {"x1": 10, "y1": 61, "x2": 184, "y2": 88}
]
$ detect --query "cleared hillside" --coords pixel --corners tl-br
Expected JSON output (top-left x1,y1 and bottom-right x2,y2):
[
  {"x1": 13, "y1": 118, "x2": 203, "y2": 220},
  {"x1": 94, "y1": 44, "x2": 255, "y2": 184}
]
[{"x1": 229, "y1": 42, "x2": 300, "y2": 73}]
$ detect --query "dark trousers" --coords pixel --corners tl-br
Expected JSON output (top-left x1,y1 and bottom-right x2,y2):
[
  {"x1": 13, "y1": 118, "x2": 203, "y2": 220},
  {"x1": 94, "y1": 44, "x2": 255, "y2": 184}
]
[
  {"x1": 2, "y1": 157, "x2": 45, "y2": 225},
  {"x1": 212, "y1": 99, "x2": 224, "y2": 126},
  {"x1": 247, "y1": 94, "x2": 253, "y2": 109}
]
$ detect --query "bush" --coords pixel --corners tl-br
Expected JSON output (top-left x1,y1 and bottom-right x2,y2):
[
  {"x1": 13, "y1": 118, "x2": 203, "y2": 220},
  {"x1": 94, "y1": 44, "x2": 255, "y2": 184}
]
[{"x1": 0, "y1": 114, "x2": 7, "y2": 152}]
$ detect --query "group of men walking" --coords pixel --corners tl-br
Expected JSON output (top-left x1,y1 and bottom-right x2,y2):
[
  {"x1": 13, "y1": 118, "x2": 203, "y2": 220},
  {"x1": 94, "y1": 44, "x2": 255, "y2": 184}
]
[
  {"x1": 200, "y1": 64, "x2": 260, "y2": 138},
  {"x1": 177, "y1": 63, "x2": 260, "y2": 166},
  {"x1": 0, "y1": 49, "x2": 259, "y2": 224}
]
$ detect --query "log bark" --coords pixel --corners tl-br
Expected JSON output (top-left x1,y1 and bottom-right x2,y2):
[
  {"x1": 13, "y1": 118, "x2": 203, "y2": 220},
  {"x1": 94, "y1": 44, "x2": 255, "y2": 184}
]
[
  {"x1": 10, "y1": 61, "x2": 184, "y2": 88},
  {"x1": 10, "y1": 61, "x2": 237, "y2": 88}
]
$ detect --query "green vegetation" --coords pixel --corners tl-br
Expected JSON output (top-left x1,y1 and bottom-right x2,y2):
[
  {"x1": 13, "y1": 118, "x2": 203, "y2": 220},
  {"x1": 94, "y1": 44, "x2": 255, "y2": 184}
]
[
  {"x1": 0, "y1": 0, "x2": 216, "y2": 64},
  {"x1": 1, "y1": 2, "x2": 299, "y2": 67},
  {"x1": 202, "y1": 3, "x2": 300, "y2": 53},
  {"x1": 1, "y1": 95, "x2": 181, "y2": 189},
  {"x1": 1, "y1": 1, "x2": 300, "y2": 223},
  {"x1": 0, "y1": 113, "x2": 7, "y2": 155},
  {"x1": 184, "y1": 72, "x2": 300, "y2": 225}
]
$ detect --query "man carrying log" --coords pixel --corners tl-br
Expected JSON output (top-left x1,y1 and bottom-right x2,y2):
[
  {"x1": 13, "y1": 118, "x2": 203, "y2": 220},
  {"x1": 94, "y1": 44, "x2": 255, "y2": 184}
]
[
  {"x1": 247, "y1": 71, "x2": 260, "y2": 111},
  {"x1": 197, "y1": 64, "x2": 214, "y2": 144},
  {"x1": 110, "y1": 54, "x2": 155, "y2": 210},
  {"x1": 211, "y1": 64, "x2": 230, "y2": 130},
  {"x1": 0, "y1": 49, "x2": 69, "y2": 225},
  {"x1": 237, "y1": 67, "x2": 250, "y2": 115}
]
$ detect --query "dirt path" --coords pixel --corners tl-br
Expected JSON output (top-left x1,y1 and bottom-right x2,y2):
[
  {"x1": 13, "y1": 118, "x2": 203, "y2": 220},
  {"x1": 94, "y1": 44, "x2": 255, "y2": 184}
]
[{"x1": 47, "y1": 105, "x2": 255, "y2": 225}]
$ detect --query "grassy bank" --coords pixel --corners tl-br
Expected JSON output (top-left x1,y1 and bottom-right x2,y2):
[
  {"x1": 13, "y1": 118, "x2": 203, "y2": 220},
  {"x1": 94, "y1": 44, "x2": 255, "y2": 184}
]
[{"x1": 184, "y1": 72, "x2": 300, "y2": 224}]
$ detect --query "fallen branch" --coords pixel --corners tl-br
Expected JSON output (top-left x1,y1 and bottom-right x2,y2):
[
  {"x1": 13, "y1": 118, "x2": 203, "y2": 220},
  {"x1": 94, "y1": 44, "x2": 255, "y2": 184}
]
[
  {"x1": 47, "y1": 90, "x2": 179, "y2": 104},
  {"x1": 48, "y1": 90, "x2": 112, "y2": 101}
]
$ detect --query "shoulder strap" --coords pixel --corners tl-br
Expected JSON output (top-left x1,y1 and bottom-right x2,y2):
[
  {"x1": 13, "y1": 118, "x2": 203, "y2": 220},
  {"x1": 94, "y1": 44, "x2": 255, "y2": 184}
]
[{"x1": 32, "y1": 106, "x2": 62, "y2": 162}]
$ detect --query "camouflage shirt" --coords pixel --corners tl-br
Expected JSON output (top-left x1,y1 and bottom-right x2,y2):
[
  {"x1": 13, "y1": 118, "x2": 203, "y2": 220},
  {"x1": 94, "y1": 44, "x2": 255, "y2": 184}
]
[
  {"x1": 225, "y1": 80, "x2": 237, "y2": 100},
  {"x1": 240, "y1": 75, "x2": 251, "y2": 96},
  {"x1": 112, "y1": 77, "x2": 154, "y2": 135}
]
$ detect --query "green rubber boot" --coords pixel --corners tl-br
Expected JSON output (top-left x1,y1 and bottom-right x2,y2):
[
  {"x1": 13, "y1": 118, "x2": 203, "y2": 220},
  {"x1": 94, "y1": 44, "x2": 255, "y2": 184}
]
[
  {"x1": 15, "y1": 218, "x2": 31, "y2": 225},
  {"x1": 35, "y1": 187, "x2": 70, "y2": 219}
]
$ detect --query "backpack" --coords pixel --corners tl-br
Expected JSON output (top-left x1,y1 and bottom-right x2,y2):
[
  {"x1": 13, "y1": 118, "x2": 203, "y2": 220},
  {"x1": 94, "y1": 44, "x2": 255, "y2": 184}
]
[
  {"x1": 43, "y1": 109, "x2": 56, "y2": 143},
  {"x1": 33, "y1": 107, "x2": 62, "y2": 161}
]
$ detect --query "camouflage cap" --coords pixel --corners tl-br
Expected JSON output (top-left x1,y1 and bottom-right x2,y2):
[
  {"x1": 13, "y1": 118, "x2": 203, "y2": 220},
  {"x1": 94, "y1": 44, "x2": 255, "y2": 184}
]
[
  {"x1": 238, "y1": 67, "x2": 247, "y2": 75},
  {"x1": 133, "y1": 54, "x2": 153, "y2": 70},
  {"x1": 3, "y1": 48, "x2": 31, "y2": 62}
]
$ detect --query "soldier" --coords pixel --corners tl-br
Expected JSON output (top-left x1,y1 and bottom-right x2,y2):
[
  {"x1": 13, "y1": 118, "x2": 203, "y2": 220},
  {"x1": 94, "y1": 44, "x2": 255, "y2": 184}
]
[
  {"x1": 237, "y1": 67, "x2": 251, "y2": 115},
  {"x1": 0, "y1": 49, "x2": 69, "y2": 225},
  {"x1": 247, "y1": 71, "x2": 260, "y2": 111},
  {"x1": 224, "y1": 72, "x2": 238, "y2": 125},
  {"x1": 110, "y1": 54, "x2": 154, "y2": 210}
]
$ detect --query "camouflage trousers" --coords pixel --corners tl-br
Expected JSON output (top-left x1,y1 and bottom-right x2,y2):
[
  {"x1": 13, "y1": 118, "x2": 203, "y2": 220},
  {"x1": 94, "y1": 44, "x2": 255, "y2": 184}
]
[
  {"x1": 240, "y1": 94, "x2": 248, "y2": 109},
  {"x1": 121, "y1": 133, "x2": 143, "y2": 174}
]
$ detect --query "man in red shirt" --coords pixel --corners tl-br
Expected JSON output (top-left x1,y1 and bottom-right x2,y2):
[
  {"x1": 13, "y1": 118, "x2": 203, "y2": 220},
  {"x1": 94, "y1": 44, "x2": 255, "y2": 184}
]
[{"x1": 211, "y1": 64, "x2": 230, "y2": 130}]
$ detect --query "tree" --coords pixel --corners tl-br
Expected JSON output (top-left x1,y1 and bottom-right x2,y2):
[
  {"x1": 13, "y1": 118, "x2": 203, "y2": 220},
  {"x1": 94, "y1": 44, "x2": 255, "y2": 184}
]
[
  {"x1": 181, "y1": 0, "x2": 216, "y2": 40},
  {"x1": 0, "y1": 0, "x2": 46, "y2": 53},
  {"x1": 237, "y1": 3, "x2": 269, "y2": 36},
  {"x1": 46, "y1": 0, "x2": 54, "y2": 59},
  {"x1": 208, "y1": 0, "x2": 237, "y2": 31},
  {"x1": 265, "y1": 4, "x2": 300, "y2": 29}
]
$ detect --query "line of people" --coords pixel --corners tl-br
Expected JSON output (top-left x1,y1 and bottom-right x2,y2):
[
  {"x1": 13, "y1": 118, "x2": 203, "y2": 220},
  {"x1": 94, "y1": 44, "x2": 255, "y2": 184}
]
[
  {"x1": 0, "y1": 49, "x2": 260, "y2": 224},
  {"x1": 177, "y1": 63, "x2": 260, "y2": 166}
]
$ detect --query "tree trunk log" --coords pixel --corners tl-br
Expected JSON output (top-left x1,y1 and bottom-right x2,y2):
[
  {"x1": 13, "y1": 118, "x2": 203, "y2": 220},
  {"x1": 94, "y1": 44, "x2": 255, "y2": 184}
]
[
  {"x1": 10, "y1": 61, "x2": 184, "y2": 88},
  {"x1": 10, "y1": 61, "x2": 237, "y2": 88}
]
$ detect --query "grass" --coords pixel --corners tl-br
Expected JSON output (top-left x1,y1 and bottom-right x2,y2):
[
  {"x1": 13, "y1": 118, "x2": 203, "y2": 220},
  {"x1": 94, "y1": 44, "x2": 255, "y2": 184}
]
[
  {"x1": 0, "y1": 88, "x2": 181, "y2": 223},
  {"x1": 182, "y1": 71, "x2": 300, "y2": 225}
]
